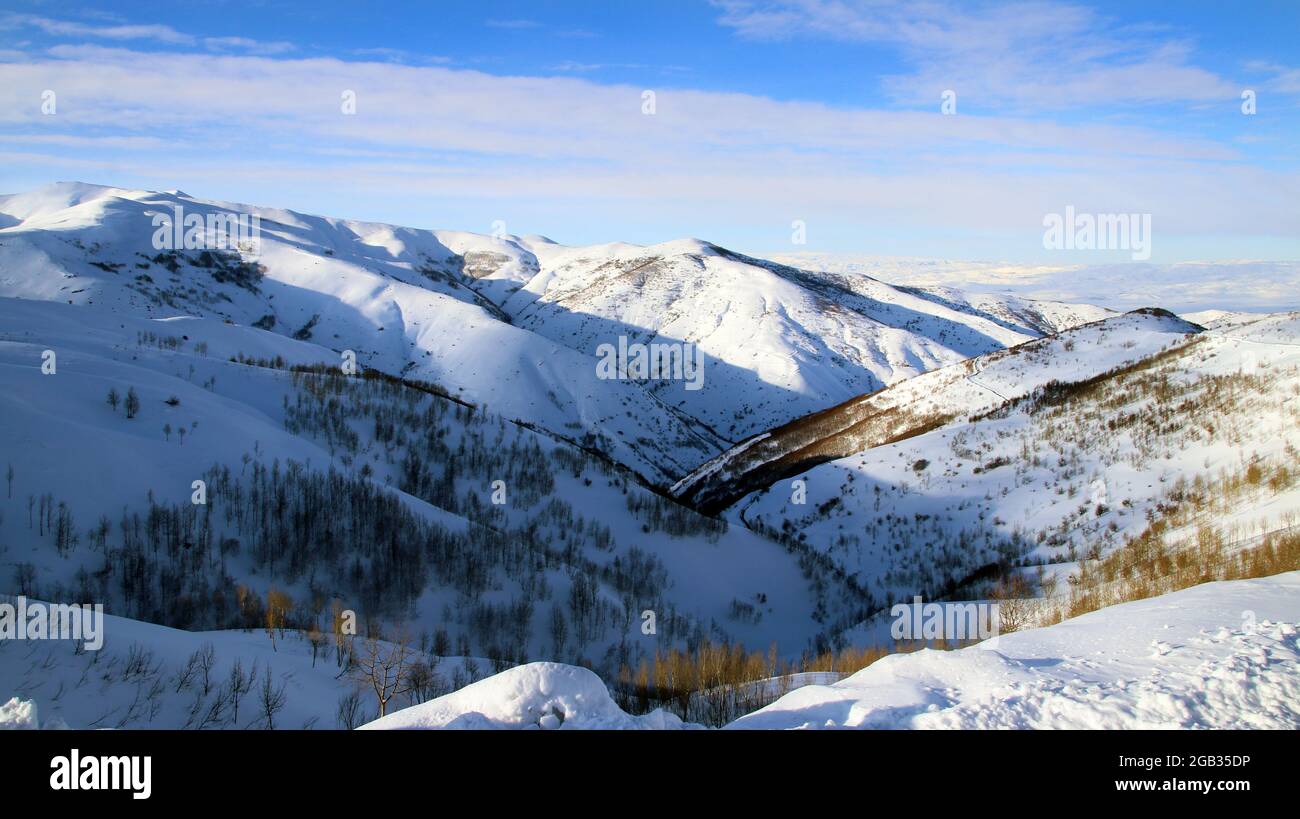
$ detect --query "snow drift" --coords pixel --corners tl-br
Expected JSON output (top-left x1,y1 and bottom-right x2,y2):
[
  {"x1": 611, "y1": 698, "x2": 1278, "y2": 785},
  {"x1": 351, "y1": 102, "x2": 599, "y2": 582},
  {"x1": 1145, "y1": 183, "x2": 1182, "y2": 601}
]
[
  {"x1": 359, "y1": 662, "x2": 686, "y2": 730},
  {"x1": 0, "y1": 697, "x2": 40, "y2": 730},
  {"x1": 728, "y1": 572, "x2": 1300, "y2": 729},
  {"x1": 357, "y1": 574, "x2": 1300, "y2": 730}
]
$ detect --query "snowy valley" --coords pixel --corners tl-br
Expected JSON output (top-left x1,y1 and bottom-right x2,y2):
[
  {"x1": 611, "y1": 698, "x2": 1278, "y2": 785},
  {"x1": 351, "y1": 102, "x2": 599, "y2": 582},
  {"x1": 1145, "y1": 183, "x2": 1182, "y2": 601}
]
[{"x1": 1, "y1": 183, "x2": 1297, "y2": 731}]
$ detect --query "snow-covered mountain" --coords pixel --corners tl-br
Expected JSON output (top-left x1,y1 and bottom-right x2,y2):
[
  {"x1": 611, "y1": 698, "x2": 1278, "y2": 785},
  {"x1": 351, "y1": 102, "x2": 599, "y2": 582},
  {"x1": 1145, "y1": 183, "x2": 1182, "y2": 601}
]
[
  {"x1": 0, "y1": 183, "x2": 720, "y2": 486},
  {"x1": 496, "y1": 239, "x2": 1107, "y2": 441},
  {"x1": 0, "y1": 182, "x2": 1107, "y2": 484},
  {"x1": 2, "y1": 181, "x2": 1296, "y2": 732},
  {"x1": 732, "y1": 310, "x2": 1300, "y2": 607},
  {"x1": 0, "y1": 294, "x2": 848, "y2": 674},
  {"x1": 672, "y1": 308, "x2": 1202, "y2": 513}
]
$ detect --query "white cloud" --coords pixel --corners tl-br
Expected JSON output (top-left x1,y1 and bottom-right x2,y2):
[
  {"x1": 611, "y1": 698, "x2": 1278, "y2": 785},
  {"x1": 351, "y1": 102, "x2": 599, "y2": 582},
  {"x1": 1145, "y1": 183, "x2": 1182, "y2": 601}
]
[
  {"x1": 1, "y1": 13, "x2": 194, "y2": 45},
  {"x1": 0, "y1": 43, "x2": 1293, "y2": 253},
  {"x1": 1245, "y1": 61, "x2": 1300, "y2": 96},
  {"x1": 712, "y1": 0, "x2": 1241, "y2": 109},
  {"x1": 203, "y1": 37, "x2": 295, "y2": 56},
  {"x1": 2, "y1": 13, "x2": 296, "y2": 56}
]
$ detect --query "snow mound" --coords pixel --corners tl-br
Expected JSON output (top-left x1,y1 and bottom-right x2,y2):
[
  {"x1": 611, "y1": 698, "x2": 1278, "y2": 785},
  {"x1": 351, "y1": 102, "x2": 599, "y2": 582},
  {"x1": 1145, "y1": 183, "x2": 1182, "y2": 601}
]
[
  {"x1": 0, "y1": 697, "x2": 40, "y2": 730},
  {"x1": 728, "y1": 573, "x2": 1300, "y2": 729},
  {"x1": 359, "y1": 662, "x2": 687, "y2": 730}
]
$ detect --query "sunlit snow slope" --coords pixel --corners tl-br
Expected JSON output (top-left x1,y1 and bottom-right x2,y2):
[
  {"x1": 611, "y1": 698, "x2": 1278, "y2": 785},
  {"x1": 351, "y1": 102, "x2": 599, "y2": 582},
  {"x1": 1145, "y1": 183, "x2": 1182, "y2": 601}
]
[{"x1": 729, "y1": 573, "x2": 1300, "y2": 729}]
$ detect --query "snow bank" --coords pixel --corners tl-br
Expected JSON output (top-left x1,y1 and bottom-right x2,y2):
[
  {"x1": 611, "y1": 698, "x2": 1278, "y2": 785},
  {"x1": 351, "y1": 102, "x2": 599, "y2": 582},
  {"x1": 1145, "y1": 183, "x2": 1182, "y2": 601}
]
[
  {"x1": 0, "y1": 697, "x2": 40, "y2": 730},
  {"x1": 360, "y1": 662, "x2": 687, "y2": 730},
  {"x1": 728, "y1": 573, "x2": 1300, "y2": 729}
]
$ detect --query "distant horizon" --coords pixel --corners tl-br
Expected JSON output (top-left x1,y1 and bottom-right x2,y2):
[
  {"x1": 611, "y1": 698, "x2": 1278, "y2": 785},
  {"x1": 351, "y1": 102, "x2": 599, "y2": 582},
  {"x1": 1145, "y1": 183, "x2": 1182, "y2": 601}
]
[
  {"x1": 8, "y1": 178, "x2": 1300, "y2": 274},
  {"x1": 5, "y1": 178, "x2": 1299, "y2": 314}
]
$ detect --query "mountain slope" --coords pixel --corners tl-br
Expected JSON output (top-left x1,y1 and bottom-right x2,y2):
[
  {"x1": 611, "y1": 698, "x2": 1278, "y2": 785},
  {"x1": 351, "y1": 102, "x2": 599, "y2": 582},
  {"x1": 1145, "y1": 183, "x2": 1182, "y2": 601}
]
[
  {"x1": 734, "y1": 310, "x2": 1300, "y2": 606},
  {"x1": 0, "y1": 182, "x2": 1108, "y2": 484},
  {"x1": 0, "y1": 183, "x2": 720, "y2": 485},
  {"x1": 672, "y1": 309, "x2": 1202, "y2": 513},
  {"x1": 0, "y1": 296, "x2": 845, "y2": 676},
  {"x1": 499, "y1": 239, "x2": 1109, "y2": 441}
]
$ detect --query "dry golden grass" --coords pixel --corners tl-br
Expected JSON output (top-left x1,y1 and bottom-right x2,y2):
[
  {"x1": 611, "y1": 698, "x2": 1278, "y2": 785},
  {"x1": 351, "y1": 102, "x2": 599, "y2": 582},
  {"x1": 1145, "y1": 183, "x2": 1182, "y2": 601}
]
[{"x1": 1049, "y1": 456, "x2": 1300, "y2": 623}]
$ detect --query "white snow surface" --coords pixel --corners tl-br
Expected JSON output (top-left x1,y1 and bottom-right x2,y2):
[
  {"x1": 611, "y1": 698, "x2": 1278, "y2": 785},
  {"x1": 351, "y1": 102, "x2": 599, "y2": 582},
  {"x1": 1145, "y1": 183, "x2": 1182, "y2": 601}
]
[
  {"x1": 0, "y1": 696, "x2": 40, "y2": 729},
  {"x1": 360, "y1": 662, "x2": 686, "y2": 730},
  {"x1": 728, "y1": 572, "x2": 1300, "y2": 729}
]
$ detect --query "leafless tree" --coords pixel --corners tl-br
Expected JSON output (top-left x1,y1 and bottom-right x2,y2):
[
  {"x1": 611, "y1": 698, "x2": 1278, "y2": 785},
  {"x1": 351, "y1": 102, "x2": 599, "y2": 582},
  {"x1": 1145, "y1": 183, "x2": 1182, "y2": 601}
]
[
  {"x1": 228, "y1": 658, "x2": 255, "y2": 724},
  {"x1": 257, "y1": 666, "x2": 288, "y2": 729},
  {"x1": 350, "y1": 631, "x2": 415, "y2": 718},
  {"x1": 404, "y1": 659, "x2": 446, "y2": 705},
  {"x1": 196, "y1": 643, "x2": 217, "y2": 695},
  {"x1": 336, "y1": 689, "x2": 365, "y2": 729}
]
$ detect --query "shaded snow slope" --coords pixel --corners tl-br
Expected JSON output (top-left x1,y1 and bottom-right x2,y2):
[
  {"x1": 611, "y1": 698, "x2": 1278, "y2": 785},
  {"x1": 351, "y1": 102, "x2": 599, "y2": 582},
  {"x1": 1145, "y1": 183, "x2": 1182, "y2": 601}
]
[
  {"x1": 0, "y1": 296, "x2": 835, "y2": 668},
  {"x1": 728, "y1": 572, "x2": 1300, "y2": 729},
  {"x1": 0, "y1": 603, "x2": 488, "y2": 730}
]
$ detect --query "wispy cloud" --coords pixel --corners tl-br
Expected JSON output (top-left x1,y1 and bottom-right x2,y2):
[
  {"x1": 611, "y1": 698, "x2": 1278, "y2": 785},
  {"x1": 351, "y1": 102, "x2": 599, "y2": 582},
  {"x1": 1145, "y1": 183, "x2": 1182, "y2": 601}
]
[
  {"x1": 1246, "y1": 60, "x2": 1300, "y2": 96},
  {"x1": 1, "y1": 13, "x2": 194, "y2": 45},
  {"x1": 712, "y1": 0, "x2": 1241, "y2": 109},
  {"x1": 0, "y1": 13, "x2": 1294, "y2": 259},
  {"x1": 1, "y1": 13, "x2": 296, "y2": 56},
  {"x1": 485, "y1": 18, "x2": 543, "y2": 30},
  {"x1": 548, "y1": 61, "x2": 688, "y2": 75},
  {"x1": 202, "y1": 36, "x2": 294, "y2": 57},
  {"x1": 349, "y1": 47, "x2": 452, "y2": 65}
]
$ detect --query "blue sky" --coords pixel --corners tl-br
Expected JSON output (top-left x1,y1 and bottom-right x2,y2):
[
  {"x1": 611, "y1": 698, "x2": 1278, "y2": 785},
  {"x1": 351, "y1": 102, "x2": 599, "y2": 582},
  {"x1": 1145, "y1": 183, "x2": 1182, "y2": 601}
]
[{"x1": 1, "y1": 0, "x2": 1297, "y2": 262}]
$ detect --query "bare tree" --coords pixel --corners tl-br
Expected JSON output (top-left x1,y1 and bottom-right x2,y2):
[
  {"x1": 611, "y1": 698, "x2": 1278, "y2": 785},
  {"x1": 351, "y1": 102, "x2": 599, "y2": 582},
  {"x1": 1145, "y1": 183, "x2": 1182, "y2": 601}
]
[
  {"x1": 258, "y1": 666, "x2": 288, "y2": 729},
  {"x1": 549, "y1": 602, "x2": 568, "y2": 657},
  {"x1": 228, "y1": 658, "x2": 255, "y2": 725},
  {"x1": 196, "y1": 642, "x2": 217, "y2": 695},
  {"x1": 172, "y1": 649, "x2": 201, "y2": 693},
  {"x1": 336, "y1": 689, "x2": 365, "y2": 730},
  {"x1": 404, "y1": 659, "x2": 446, "y2": 705},
  {"x1": 350, "y1": 632, "x2": 414, "y2": 718},
  {"x1": 193, "y1": 685, "x2": 230, "y2": 730},
  {"x1": 990, "y1": 574, "x2": 1034, "y2": 634},
  {"x1": 265, "y1": 587, "x2": 292, "y2": 650}
]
